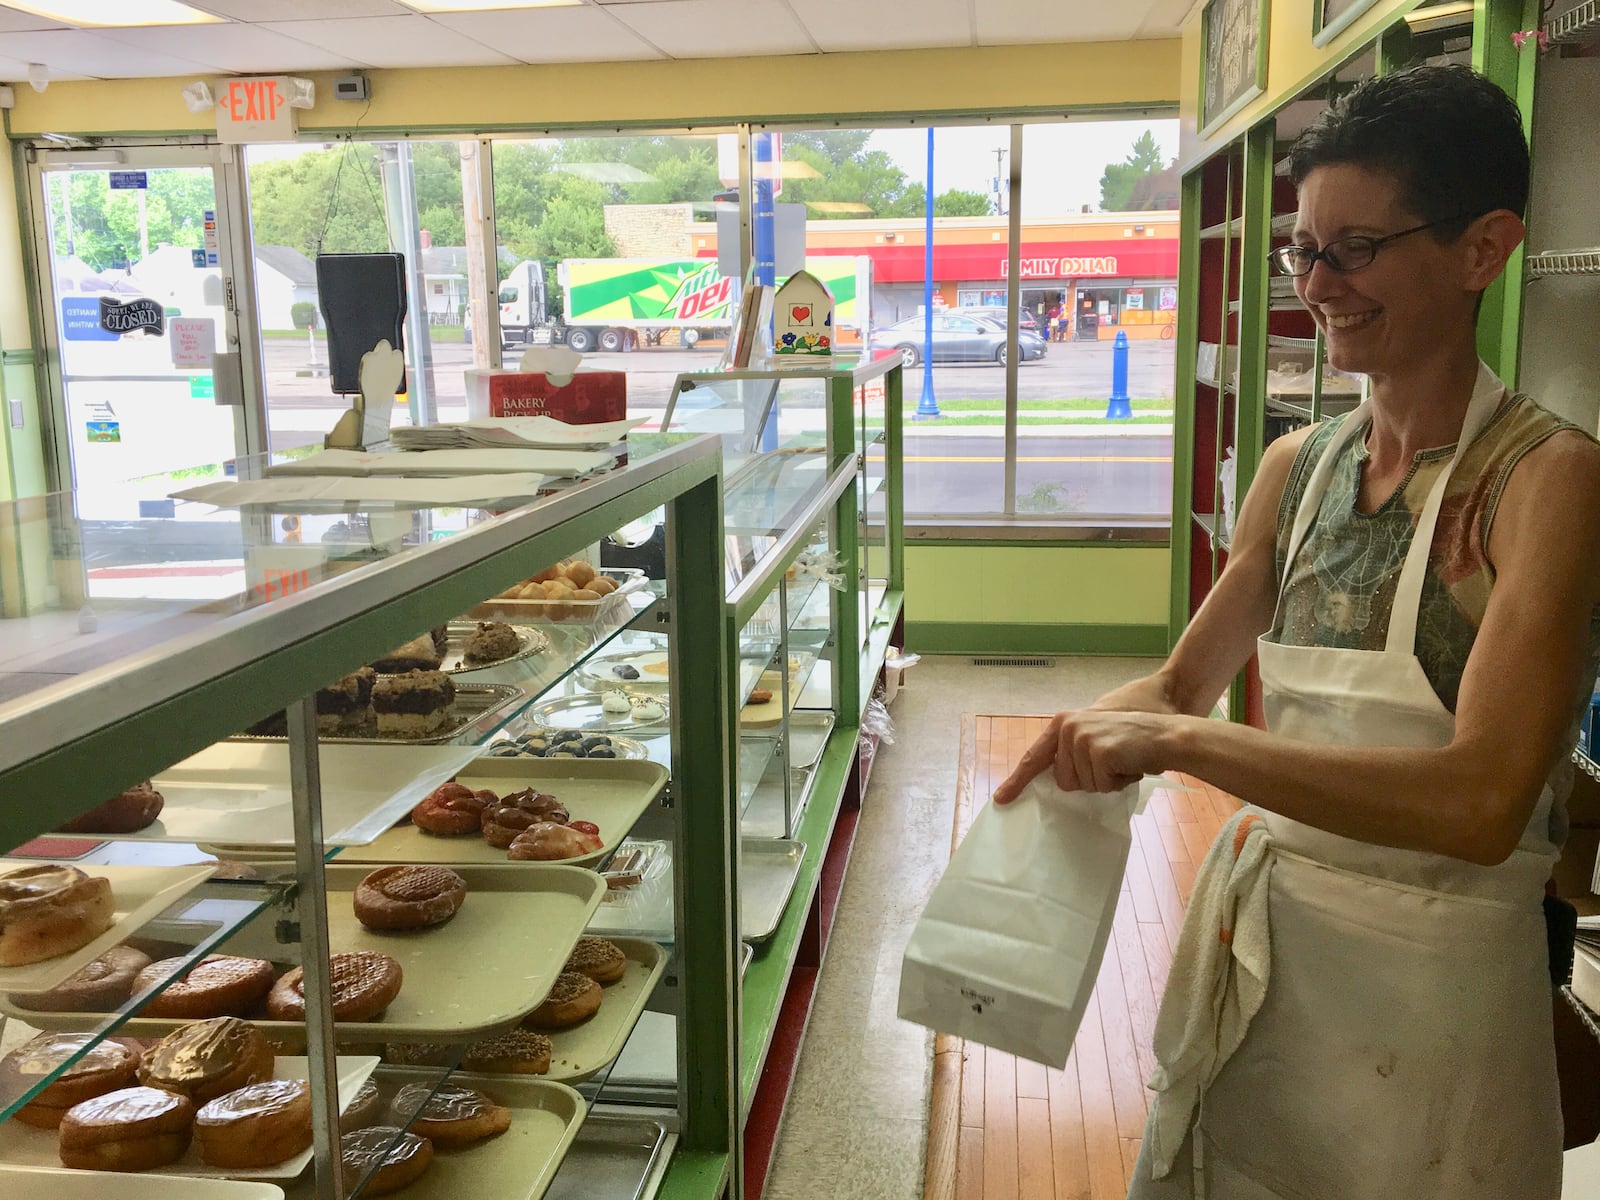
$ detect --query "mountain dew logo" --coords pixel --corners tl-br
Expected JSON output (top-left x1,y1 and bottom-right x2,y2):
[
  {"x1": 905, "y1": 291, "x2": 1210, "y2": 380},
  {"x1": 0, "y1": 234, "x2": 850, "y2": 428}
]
[{"x1": 665, "y1": 263, "x2": 733, "y2": 322}]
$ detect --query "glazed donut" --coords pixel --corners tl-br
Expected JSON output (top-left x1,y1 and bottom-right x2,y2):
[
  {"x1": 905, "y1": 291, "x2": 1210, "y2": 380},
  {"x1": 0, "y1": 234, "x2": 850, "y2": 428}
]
[
  {"x1": 353, "y1": 866, "x2": 466, "y2": 932},
  {"x1": 58, "y1": 782, "x2": 164, "y2": 835},
  {"x1": 506, "y1": 822, "x2": 601, "y2": 862},
  {"x1": 135, "y1": 954, "x2": 275, "y2": 1019},
  {"x1": 409, "y1": 782, "x2": 489, "y2": 837}
]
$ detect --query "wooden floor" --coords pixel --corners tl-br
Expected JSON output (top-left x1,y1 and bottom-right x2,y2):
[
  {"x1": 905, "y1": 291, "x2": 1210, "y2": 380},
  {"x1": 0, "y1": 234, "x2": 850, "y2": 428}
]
[{"x1": 929, "y1": 715, "x2": 1242, "y2": 1200}]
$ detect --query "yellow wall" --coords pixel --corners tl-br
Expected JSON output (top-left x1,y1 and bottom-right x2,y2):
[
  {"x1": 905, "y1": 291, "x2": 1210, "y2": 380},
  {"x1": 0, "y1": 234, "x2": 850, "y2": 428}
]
[
  {"x1": 6, "y1": 40, "x2": 1180, "y2": 139},
  {"x1": 907, "y1": 544, "x2": 1170, "y2": 625},
  {"x1": 1176, "y1": 0, "x2": 1423, "y2": 170}
]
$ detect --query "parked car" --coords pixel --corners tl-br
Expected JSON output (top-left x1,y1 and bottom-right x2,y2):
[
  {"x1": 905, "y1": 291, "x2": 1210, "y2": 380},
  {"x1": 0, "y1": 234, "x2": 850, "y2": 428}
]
[
  {"x1": 950, "y1": 305, "x2": 1042, "y2": 334},
  {"x1": 869, "y1": 313, "x2": 1048, "y2": 367}
]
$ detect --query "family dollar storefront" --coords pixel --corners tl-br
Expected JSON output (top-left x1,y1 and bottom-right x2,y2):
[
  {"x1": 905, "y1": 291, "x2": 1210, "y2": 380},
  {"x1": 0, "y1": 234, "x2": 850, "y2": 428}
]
[{"x1": 788, "y1": 210, "x2": 1180, "y2": 339}]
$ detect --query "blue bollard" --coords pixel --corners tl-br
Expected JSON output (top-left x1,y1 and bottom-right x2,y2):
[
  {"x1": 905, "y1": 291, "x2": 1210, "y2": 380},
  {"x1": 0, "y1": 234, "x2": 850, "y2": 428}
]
[{"x1": 1106, "y1": 330, "x2": 1132, "y2": 420}]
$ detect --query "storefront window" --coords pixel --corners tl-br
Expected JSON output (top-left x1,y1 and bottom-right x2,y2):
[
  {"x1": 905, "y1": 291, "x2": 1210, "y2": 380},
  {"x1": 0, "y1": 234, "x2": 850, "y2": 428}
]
[
  {"x1": 244, "y1": 139, "x2": 471, "y2": 447},
  {"x1": 488, "y1": 133, "x2": 736, "y2": 418}
]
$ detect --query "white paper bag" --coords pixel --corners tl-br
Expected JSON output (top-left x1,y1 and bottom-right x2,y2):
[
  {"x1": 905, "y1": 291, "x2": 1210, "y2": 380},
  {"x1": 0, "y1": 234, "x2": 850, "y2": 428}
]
[{"x1": 898, "y1": 775, "x2": 1146, "y2": 1068}]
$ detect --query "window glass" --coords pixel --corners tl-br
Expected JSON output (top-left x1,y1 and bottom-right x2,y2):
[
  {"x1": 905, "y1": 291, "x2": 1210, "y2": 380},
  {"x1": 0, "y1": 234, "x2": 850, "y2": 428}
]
[
  {"x1": 1013, "y1": 121, "x2": 1179, "y2": 519},
  {"x1": 489, "y1": 134, "x2": 736, "y2": 420},
  {"x1": 244, "y1": 140, "x2": 471, "y2": 446}
]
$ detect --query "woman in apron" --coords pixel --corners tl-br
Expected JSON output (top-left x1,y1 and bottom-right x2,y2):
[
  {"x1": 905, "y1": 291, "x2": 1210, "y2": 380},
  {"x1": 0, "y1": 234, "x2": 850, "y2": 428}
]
[{"x1": 995, "y1": 65, "x2": 1600, "y2": 1199}]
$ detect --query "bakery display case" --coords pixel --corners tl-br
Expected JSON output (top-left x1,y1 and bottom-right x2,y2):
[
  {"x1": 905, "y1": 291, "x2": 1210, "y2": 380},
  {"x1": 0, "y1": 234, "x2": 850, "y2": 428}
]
[
  {"x1": 658, "y1": 353, "x2": 906, "y2": 1195},
  {"x1": 0, "y1": 431, "x2": 746, "y2": 1200}
]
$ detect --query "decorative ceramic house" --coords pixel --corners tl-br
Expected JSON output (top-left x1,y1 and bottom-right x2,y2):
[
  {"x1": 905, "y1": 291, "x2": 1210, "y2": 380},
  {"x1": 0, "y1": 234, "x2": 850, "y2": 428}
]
[{"x1": 772, "y1": 270, "x2": 835, "y2": 366}]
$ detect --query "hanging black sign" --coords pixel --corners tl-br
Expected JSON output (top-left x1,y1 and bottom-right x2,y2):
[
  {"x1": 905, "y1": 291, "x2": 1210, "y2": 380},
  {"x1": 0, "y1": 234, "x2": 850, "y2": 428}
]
[
  {"x1": 98, "y1": 296, "x2": 166, "y2": 337},
  {"x1": 1201, "y1": 0, "x2": 1268, "y2": 133}
]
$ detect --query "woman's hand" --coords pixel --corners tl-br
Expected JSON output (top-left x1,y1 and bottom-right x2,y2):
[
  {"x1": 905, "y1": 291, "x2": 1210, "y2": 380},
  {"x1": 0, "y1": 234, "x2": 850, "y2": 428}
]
[{"x1": 993, "y1": 710, "x2": 1185, "y2": 803}]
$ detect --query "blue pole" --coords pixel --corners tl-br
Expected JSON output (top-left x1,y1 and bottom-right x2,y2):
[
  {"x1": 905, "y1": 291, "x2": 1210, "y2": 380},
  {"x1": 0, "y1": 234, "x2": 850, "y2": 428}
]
[
  {"x1": 1106, "y1": 329, "x2": 1132, "y2": 419},
  {"x1": 914, "y1": 126, "x2": 941, "y2": 419},
  {"x1": 753, "y1": 132, "x2": 779, "y2": 447}
]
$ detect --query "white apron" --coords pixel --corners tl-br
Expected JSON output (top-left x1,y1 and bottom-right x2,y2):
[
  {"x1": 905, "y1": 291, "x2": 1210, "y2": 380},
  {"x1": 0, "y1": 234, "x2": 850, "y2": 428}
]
[{"x1": 1131, "y1": 365, "x2": 1563, "y2": 1199}]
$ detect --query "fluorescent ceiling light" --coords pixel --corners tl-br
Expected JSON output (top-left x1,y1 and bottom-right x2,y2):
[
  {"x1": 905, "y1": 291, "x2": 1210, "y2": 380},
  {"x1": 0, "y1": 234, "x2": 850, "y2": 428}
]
[
  {"x1": 399, "y1": 0, "x2": 583, "y2": 11},
  {"x1": 5, "y1": 0, "x2": 223, "y2": 25}
]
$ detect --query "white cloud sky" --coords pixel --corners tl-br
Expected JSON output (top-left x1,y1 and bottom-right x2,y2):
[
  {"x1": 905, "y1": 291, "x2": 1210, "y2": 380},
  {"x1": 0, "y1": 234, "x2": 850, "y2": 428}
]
[{"x1": 865, "y1": 120, "x2": 1180, "y2": 217}]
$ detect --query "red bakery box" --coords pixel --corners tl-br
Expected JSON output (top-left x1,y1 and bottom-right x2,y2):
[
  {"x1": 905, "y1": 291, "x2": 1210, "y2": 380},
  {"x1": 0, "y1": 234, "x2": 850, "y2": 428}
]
[{"x1": 465, "y1": 368, "x2": 626, "y2": 423}]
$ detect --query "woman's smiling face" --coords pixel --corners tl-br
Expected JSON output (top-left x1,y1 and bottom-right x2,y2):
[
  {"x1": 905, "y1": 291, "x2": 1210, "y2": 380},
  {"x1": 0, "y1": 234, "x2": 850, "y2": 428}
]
[{"x1": 1292, "y1": 163, "x2": 1481, "y2": 378}]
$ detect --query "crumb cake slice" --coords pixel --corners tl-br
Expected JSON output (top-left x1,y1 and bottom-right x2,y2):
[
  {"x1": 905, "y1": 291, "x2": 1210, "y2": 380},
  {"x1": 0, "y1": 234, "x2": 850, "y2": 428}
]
[
  {"x1": 371, "y1": 671, "x2": 456, "y2": 738},
  {"x1": 317, "y1": 667, "x2": 376, "y2": 733},
  {"x1": 463, "y1": 621, "x2": 520, "y2": 664}
]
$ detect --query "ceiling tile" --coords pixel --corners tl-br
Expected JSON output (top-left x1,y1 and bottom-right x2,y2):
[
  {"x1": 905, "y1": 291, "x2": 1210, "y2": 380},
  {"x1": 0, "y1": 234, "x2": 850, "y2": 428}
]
[
  {"x1": 0, "y1": 6, "x2": 68, "y2": 31},
  {"x1": 191, "y1": 0, "x2": 410, "y2": 18},
  {"x1": 0, "y1": 29, "x2": 220, "y2": 79},
  {"x1": 97, "y1": 25, "x2": 368, "y2": 73},
  {"x1": 793, "y1": 0, "x2": 972, "y2": 53},
  {"x1": 0, "y1": 52, "x2": 94, "y2": 82},
  {"x1": 431, "y1": 7, "x2": 665, "y2": 63},
  {"x1": 257, "y1": 15, "x2": 520, "y2": 67},
  {"x1": 606, "y1": 0, "x2": 818, "y2": 59},
  {"x1": 975, "y1": 0, "x2": 1152, "y2": 45}
]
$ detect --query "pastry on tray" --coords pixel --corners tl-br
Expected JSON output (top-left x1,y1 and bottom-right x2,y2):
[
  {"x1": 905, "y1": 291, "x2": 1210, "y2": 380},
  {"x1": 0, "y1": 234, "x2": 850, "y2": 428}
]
[
  {"x1": 195, "y1": 1078, "x2": 313, "y2": 1168},
  {"x1": 480, "y1": 788, "x2": 570, "y2": 849},
  {"x1": 460, "y1": 1029, "x2": 551, "y2": 1075},
  {"x1": 11, "y1": 944, "x2": 152, "y2": 1013},
  {"x1": 137, "y1": 1016, "x2": 273, "y2": 1105},
  {"x1": 315, "y1": 667, "x2": 377, "y2": 734},
  {"x1": 353, "y1": 865, "x2": 467, "y2": 932},
  {"x1": 410, "y1": 782, "x2": 494, "y2": 836},
  {"x1": 58, "y1": 1085, "x2": 195, "y2": 1172},
  {"x1": 487, "y1": 730, "x2": 621, "y2": 759},
  {"x1": 342, "y1": 1126, "x2": 434, "y2": 1196},
  {"x1": 462, "y1": 621, "x2": 521, "y2": 664},
  {"x1": 57, "y1": 781, "x2": 165, "y2": 834},
  {"x1": 507, "y1": 821, "x2": 601, "y2": 861},
  {"x1": 370, "y1": 670, "x2": 455, "y2": 738},
  {"x1": 267, "y1": 950, "x2": 403, "y2": 1022},
  {"x1": 134, "y1": 954, "x2": 276, "y2": 1019},
  {"x1": 2, "y1": 1033, "x2": 142, "y2": 1129},
  {"x1": 522, "y1": 971, "x2": 602, "y2": 1030},
  {"x1": 0, "y1": 864, "x2": 114, "y2": 967},
  {"x1": 370, "y1": 633, "x2": 444, "y2": 675},
  {"x1": 389, "y1": 1082, "x2": 511, "y2": 1147},
  {"x1": 564, "y1": 936, "x2": 628, "y2": 985},
  {"x1": 340, "y1": 1078, "x2": 384, "y2": 1133}
]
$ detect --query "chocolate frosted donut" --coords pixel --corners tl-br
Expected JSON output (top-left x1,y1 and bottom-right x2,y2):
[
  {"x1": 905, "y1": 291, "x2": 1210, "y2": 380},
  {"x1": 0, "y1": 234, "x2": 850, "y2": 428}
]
[
  {"x1": 267, "y1": 951, "x2": 403, "y2": 1022},
  {"x1": 480, "y1": 789, "x2": 569, "y2": 848}
]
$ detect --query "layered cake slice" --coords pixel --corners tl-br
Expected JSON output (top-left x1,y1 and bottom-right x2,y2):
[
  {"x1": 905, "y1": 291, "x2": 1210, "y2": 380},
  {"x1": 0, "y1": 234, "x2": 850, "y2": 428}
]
[
  {"x1": 317, "y1": 667, "x2": 376, "y2": 733},
  {"x1": 371, "y1": 633, "x2": 443, "y2": 675},
  {"x1": 371, "y1": 671, "x2": 456, "y2": 738}
]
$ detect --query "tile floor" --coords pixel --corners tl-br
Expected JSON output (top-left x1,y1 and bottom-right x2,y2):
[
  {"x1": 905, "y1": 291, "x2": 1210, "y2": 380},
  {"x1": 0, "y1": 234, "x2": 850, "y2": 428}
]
[{"x1": 760, "y1": 654, "x2": 1160, "y2": 1200}]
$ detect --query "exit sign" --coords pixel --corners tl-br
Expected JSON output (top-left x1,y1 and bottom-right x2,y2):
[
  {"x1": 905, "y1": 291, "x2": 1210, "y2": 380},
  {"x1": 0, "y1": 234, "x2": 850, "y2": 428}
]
[{"x1": 215, "y1": 76, "x2": 299, "y2": 144}]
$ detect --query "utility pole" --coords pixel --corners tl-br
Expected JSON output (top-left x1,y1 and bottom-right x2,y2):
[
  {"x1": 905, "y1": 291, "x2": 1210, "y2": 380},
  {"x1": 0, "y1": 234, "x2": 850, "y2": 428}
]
[{"x1": 993, "y1": 146, "x2": 1008, "y2": 217}]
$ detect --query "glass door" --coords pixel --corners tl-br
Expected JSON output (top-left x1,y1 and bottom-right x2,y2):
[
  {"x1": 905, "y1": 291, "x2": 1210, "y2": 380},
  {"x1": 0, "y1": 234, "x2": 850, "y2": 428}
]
[{"x1": 28, "y1": 145, "x2": 265, "y2": 513}]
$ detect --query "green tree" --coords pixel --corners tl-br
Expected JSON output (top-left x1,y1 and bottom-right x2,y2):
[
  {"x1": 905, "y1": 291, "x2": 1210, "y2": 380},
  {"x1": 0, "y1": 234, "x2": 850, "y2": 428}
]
[
  {"x1": 933, "y1": 188, "x2": 993, "y2": 217},
  {"x1": 1099, "y1": 130, "x2": 1170, "y2": 212}
]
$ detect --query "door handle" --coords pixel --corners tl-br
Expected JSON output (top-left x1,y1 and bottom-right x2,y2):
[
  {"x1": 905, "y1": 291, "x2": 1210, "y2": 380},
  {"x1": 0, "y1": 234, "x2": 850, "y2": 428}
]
[{"x1": 212, "y1": 350, "x2": 245, "y2": 408}]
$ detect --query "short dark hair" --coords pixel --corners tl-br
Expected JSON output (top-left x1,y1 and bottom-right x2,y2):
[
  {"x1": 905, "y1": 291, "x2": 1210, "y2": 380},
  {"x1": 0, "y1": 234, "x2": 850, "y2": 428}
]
[{"x1": 1289, "y1": 64, "x2": 1529, "y2": 233}]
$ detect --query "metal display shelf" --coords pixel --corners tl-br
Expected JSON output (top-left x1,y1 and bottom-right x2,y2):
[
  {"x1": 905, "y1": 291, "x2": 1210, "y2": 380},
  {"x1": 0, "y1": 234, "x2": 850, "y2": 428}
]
[
  {"x1": 1562, "y1": 986, "x2": 1600, "y2": 1043},
  {"x1": 1549, "y1": 0, "x2": 1600, "y2": 45},
  {"x1": 1526, "y1": 249, "x2": 1600, "y2": 279},
  {"x1": 1192, "y1": 510, "x2": 1231, "y2": 553},
  {"x1": 1573, "y1": 747, "x2": 1600, "y2": 783}
]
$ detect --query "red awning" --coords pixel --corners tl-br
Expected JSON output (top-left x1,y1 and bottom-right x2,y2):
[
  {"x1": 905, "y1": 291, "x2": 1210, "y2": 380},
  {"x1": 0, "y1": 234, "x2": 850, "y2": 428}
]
[{"x1": 799, "y1": 239, "x2": 1178, "y2": 283}]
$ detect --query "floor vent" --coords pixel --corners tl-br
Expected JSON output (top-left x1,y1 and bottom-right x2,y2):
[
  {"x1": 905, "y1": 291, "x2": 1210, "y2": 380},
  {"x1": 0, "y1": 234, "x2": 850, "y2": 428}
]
[{"x1": 970, "y1": 656, "x2": 1055, "y2": 668}]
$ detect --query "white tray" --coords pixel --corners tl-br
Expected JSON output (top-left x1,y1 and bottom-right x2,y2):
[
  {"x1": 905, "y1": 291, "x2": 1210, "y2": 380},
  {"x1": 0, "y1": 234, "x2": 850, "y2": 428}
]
[
  {"x1": 336, "y1": 759, "x2": 668, "y2": 871},
  {"x1": 0, "y1": 861, "x2": 216, "y2": 994},
  {"x1": 0, "y1": 1056, "x2": 378, "y2": 1182},
  {"x1": 7, "y1": 867, "x2": 606, "y2": 1046},
  {"x1": 143, "y1": 742, "x2": 482, "y2": 848},
  {"x1": 545, "y1": 938, "x2": 666, "y2": 1084},
  {"x1": 0, "y1": 1166, "x2": 283, "y2": 1199}
]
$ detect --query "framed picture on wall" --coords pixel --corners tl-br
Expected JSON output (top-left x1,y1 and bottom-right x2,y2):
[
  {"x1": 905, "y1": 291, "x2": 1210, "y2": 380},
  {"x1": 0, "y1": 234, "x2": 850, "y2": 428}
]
[
  {"x1": 1314, "y1": 0, "x2": 1381, "y2": 47},
  {"x1": 1200, "y1": 0, "x2": 1269, "y2": 135}
]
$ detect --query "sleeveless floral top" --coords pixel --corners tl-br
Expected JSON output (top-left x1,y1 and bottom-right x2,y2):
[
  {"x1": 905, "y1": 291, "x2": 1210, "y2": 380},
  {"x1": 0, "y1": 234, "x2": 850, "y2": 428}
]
[{"x1": 1269, "y1": 392, "x2": 1600, "y2": 846}]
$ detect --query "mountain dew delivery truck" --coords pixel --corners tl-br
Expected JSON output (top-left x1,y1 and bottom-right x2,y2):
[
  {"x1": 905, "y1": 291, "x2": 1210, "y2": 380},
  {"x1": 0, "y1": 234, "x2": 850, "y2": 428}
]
[{"x1": 498, "y1": 256, "x2": 868, "y2": 353}]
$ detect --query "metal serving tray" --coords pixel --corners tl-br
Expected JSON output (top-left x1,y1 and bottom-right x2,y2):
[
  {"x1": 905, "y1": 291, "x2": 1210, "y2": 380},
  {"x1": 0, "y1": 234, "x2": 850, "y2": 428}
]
[
  {"x1": 437, "y1": 621, "x2": 550, "y2": 674},
  {"x1": 230, "y1": 682, "x2": 523, "y2": 746},
  {"x1": 544, "y1": 1113, "x2": 674, "y2": 1200}
]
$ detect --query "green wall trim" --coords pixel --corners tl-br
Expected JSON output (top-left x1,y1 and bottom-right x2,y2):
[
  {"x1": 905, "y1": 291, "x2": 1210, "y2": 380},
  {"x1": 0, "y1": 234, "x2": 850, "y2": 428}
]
[{"x1": 905, "y1": 621, "x2": 1167, "y2": 657}]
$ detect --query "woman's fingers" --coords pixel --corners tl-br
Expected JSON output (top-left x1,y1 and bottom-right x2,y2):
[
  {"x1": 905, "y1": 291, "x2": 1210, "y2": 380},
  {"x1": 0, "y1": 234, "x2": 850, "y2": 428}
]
[{"x1": 992, "y1": 715, "x2": 1065, "y2": 804}]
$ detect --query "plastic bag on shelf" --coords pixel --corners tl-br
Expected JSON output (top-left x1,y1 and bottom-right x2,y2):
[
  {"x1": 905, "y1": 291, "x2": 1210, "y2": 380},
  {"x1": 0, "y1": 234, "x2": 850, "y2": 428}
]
[
  {"x1": 862, "y1": 696, "x2": 896, "y2": 745},
  {"x1": 792, "y1": 550, "x2": 846, "y2": 592},
  {"x1": 1219, "y1": 449, "x2": 1238, "y2": 541}
]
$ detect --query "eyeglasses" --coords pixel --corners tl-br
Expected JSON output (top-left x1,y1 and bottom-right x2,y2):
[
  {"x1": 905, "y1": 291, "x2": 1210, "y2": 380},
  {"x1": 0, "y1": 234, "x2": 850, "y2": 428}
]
[{"x1": 1268, "y1": 218, "x2": 1466, "y2": 277}]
